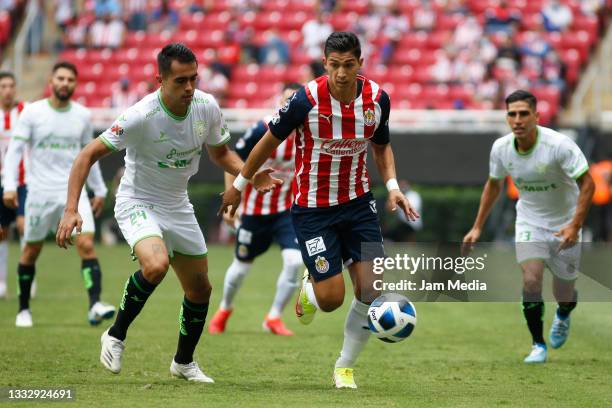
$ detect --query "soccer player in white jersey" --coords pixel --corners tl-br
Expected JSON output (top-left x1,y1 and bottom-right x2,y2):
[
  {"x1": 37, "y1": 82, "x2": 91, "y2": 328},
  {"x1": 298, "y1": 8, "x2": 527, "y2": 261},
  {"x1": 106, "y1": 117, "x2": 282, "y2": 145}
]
[
  {"x1": 0, "y1": 71, "x2": 27, "y2": 299},
  {"x1": 56, "y1": 43, "x2": 279, "y2": 382},
  {"x1": 219, "y1": 32, "x2": 419, "y2": 388},
  {"x1": 463, "y1": 90, "x2": 595, "y2": 364},
  {"x1": 209, "y1": 83, "x2": 303, "y2": 336},
  {"x1": 3, "y1": 62, "x2": 114, "y2": 328}
]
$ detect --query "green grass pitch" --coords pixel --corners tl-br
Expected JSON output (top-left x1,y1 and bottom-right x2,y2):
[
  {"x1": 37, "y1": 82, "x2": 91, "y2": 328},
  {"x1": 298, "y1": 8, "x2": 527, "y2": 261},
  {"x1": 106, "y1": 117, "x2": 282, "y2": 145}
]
[{"x1": 1, "y1": 243, "x2": 611, "y2": 407}]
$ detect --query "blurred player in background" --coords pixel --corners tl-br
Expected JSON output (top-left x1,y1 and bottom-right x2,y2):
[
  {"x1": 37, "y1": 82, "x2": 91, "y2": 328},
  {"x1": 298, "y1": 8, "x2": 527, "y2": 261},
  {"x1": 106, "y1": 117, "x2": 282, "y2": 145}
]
[
  {"x1": 3, "y1": 62, "x2": 114, "y2": 328},
  {"x1": 0, "y1": 71, "x2": 27, "y2": 299},
  {"x1": 56, "y1": 43, "x2": 279, "y2": 382},
  {"x1": 463, "y1": 90, "x2": 595, "y2": 364},
  {"x1": 219, "y1": 32, "x2": 418, "y2": 388},
  {"x1": 209, "y1": 83, "x2": 303, "y2": 336}
]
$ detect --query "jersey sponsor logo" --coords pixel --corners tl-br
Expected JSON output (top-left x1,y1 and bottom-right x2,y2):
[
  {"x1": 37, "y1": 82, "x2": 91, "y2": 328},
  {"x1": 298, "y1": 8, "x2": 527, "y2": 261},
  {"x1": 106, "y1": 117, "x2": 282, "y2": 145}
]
[
  {"x1": 314, "y1": 255, "x2": 330, "y2": 274},
  {"x1": 319, "y1": 112, "x2": 332, "y2": 124},
  {"x1": 165, "y1": 147, "x2": 201, "y2": 160},
  {"x1": 145, "y1": 106, "x2": 161, "y2": 119},
  {"x1": 517, "y1": 183, "x2": 558, "y2": 192},
  {"x1": 238, "y1": 228, "x2": 253, "y2": 244},
  {"x1": 111, "y1": 124, "x2": 124, "y2": 136},
  {"x1": 363, "y1": 109, "x2": 376, "y2": 127},
  {"x1": 154, "y1": 131, "x2": 170, "y2": 144},
  {"x1": 157, "y1": 158, "x2": 194, "y2": 169},
  {"x1": 321, "y1": 139, "x2": 368, "y2": 156},
  {"x1": 305, "y1": 236, "x2": 326, "y2": 257}
]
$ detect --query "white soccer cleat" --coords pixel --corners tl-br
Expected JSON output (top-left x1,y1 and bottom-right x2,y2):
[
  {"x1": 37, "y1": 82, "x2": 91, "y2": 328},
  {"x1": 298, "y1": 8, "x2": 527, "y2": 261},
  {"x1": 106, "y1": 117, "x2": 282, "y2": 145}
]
[
  {"x1": 0, "y1": 281, "x2": 7, "y2": 299},
  {"x1": 524, "y1": 343, "x2": 547, "y2": 364},
  {"x1": 100, "y1": 329, "x2": 125, "y2": 374},
  {"x1": 170, "y1": 360, "x2": 215, "y2": 383},
  {"x1": 88, "y1": 301, "x2": 116, "y2": 326},
  {"x1": 15, "y1": 309, "x2": 33, "y2": 328}
]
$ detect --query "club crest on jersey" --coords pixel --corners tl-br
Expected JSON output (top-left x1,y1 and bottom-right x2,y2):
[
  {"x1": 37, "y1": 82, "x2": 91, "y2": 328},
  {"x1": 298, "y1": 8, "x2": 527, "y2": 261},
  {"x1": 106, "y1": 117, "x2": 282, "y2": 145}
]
[
  {"x1": 314, "y1": 256, "x2": 330, "y2": 274},
  {"x1": 111, "y1": 124, "x2": 124, "y2": 136},
  {"x1": 363, "y1": 109, "x2": 376, "y2": 127},
  {"x1": 194, "y1": 120, "x2": 206, "y2": 140}
]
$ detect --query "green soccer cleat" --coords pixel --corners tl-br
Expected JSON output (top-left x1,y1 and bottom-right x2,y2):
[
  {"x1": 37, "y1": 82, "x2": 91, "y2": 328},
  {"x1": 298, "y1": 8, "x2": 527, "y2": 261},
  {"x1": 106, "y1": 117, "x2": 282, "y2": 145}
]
[
  {"x1": 333, "y1": 368, "x2": 357, "y2": 389},
  {"x1": 295, "y1": 269, "x2": 316, "y2": 325}
]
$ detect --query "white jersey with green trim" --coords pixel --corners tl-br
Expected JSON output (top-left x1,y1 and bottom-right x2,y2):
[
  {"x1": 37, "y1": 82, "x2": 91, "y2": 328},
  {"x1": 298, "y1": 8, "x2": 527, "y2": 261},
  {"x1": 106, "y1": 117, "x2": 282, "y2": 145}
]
[
  {"x1": 99, "y1": 89, "x2": 230, "y2": 207},
  {"x1": 489, "y1": 125, "x2": 589, "y2": 230},
  {"x1": 2, "y1": 98, "x2": 107, "y2": 197}
]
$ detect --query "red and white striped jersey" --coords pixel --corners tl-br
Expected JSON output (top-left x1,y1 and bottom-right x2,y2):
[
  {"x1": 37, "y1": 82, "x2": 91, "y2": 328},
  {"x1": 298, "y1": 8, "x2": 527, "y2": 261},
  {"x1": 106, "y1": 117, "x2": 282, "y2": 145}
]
[
  {"x1": 268, "y1": 75, "x2": 391, "y2": 208},
  {"x1": 236, "y1": 117, "x2": 296, "y2": 215},
  {"x1": 0, "y1": 102, "x2": 26, "y2": 186}
]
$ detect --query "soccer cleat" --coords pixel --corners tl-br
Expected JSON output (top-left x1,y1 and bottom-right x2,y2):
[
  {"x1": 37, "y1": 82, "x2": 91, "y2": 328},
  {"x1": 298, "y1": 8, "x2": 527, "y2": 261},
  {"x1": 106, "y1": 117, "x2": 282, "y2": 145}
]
[
  {"x1": 549, "y1": 314, "x2": 571, "y2": 349},
  {"x1": 170, "y1": 360, "x2": 214, "y2": 383},
  {"x1": 88, "y1": 302, "x2": 116, "y2": 326},
  {"x1": 295, "y1": 269, "x2": 316, "y2": 325},
  {"x1": 208, "y1": 308, "x2": 232, "y2": 334},
  {"x1": 0, "y1": 281, "x2": 7, "y2": 299},
  {"x1": 333, "y1": 368, "x2": 357, "y2": 389},
  {"x1": 15, "y1": 309, "x2": 33, "y2": 328},
  {"x1": 524, "y1": 343, "x2": 547, "y2": 364},
  {"x1": 262, "y1": 316, "x2": 294, "y2": 336},
  {"x1": 100, "y1": 329, "x2": 125, "y2": 374}
]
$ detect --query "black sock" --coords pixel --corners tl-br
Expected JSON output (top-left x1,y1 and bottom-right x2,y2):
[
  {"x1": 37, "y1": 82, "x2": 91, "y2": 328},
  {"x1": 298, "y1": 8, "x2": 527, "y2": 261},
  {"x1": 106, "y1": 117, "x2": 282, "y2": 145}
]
[
  {"x1": 522, "y1": 291, "x2": 545, "y2": 345},
  {"x1": 17, "y1": 264, "x2": 35, "y2": 311},
  {"x1": 81, "y1": 258, "x2": 102, "y2": 308},
  {"x1": 108, "y1": 270, "x2": 157, "y2": 341},
  {"x1": 557, "y1": 290, "x2": 578, "y2": 319},
  {"x1": 174, "y1": 297, "x2": 209, "y2": 364}
]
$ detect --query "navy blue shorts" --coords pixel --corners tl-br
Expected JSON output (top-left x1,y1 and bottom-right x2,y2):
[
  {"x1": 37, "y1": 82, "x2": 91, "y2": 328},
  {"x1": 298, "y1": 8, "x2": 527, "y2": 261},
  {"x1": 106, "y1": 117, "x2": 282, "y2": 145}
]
[
  {"x1": 0, "y1": 185, "x2": 27, "y2": 226},
  {"x1": 235, "y1": 210, "x2": 299, "y2": 261},
  {"x1": 291, "y1": 192, "x2": 385, "y2": 282}
]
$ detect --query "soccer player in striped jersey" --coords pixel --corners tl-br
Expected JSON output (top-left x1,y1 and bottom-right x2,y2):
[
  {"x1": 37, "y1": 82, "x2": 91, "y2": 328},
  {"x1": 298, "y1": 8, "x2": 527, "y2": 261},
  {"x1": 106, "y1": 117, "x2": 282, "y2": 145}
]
[
  {"x1": 219, "y1": 32, "x2": 419, "y2": 388},
  {"x1": 209, "y1": 83, "x2": 303, "y2": 336},
  {"x1": 0, "y1": 71, "x2": 27, "y2": 299},
  {"x1": 463, "y1": 90, "x2": 595, "y2": 363}
]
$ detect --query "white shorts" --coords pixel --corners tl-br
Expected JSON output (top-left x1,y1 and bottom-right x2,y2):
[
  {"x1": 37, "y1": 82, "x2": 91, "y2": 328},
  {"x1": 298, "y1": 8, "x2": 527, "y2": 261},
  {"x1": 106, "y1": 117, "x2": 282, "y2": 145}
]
[
  {"x1": 24, "y1": 190, "x2": 94, "y2": 243},
  {"x1": 515, "y1": 222, "x2": 581, "y2": 281},
  {"x1": 115, "y1": 198, "x2": 207, "y2": 258}
]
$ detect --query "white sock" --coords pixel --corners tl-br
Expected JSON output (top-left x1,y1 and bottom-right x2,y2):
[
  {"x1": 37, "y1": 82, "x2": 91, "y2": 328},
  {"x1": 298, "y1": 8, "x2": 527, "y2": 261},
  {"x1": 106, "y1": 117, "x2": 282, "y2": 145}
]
[
  {"x1": 305, "y1": 278, "x2": 320, "y2": 309},
  {"x1": 335, "y1": 298, "x2": 371, "y2": 369},
  {"x1": 268, "y1": 249, "x2": 302, "y2": 318},
  {"x1": 0, "y1": 240, "x2": 8, "y2": 285},
  {"x1": 219, "y1": 258, "x2": 252, "y2": 310}
]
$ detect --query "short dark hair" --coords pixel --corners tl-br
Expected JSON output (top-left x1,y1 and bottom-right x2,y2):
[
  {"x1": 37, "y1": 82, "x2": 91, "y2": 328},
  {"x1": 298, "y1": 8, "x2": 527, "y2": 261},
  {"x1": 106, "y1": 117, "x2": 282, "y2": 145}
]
[
  {"x1": 505, "y1": 90, "x2": 537, "y2": 111},
  {"x1": 157, "y1": 43, "x2": 197, "y2": 77},
  {"x1": 0, "y1": 71, "x2": 15, "y2": 82},
  {"x1": 283, "y1": 82, "x2": 301, "y2": 92},
  {"x1": 324, "y1": 32, "x2": 361, "y2": 59},
  {"x1": 52, "y1": 61, "x2": 78, "y2": 77}
]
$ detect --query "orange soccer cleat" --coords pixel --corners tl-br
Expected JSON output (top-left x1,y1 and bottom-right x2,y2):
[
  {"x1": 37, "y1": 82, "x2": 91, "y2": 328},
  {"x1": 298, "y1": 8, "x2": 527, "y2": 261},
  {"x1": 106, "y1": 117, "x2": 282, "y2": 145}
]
[
  {"x1": 263, "y1": 316, "x2": 294, "y2": 336},
  {"x1": 208, "y1": 308, "x2": 232, "y2": 334}
]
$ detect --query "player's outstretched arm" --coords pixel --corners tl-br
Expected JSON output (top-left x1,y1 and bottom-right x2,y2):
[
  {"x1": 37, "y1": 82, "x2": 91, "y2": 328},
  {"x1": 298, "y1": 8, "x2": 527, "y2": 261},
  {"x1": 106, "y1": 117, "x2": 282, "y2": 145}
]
[
  {"x1": 217, "y1": 130, "x2": 283, "y2": 217},
  {"x1": 371, "y1": 141, "x2": 420, "y2": 221},
  {"x1": 462, "y1": 178, "x2": 503, "y2": 254},
  {"x1": 56, "y1": 138, "x2": 113, "y2": 249},
  {"x1": 555, "y1": 171, "x2": 595, "y2": 250}
]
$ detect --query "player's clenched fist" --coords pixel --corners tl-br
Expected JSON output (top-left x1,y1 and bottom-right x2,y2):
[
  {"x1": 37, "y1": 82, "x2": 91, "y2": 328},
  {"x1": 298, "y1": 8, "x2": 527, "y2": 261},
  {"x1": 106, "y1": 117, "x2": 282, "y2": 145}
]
[{"x1": 56, "y1": 209, "x2": 83, "y2": 249}]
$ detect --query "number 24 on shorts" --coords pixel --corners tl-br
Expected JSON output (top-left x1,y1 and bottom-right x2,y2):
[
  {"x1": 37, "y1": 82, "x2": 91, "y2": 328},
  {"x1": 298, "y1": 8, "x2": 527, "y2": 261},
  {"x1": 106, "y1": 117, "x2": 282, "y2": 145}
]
[{"x1": 129, "y1": 210, "x2": 147, "y2": 226}]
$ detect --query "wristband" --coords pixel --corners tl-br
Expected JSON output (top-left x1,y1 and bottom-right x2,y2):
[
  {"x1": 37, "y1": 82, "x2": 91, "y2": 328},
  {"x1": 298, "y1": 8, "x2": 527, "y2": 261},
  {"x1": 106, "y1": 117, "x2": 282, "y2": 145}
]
[
  {"x1": 232, "y1": 173, "x2": 250, "y2": 192},
  {"x1": 385, "y1": 178, "x2": 400, "y2": 192}
]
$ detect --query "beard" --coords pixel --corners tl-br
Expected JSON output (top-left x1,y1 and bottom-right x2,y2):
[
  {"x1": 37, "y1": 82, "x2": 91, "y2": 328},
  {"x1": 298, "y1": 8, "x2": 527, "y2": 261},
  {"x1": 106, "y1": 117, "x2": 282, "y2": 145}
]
[{"x1": 52, "y1": 87, "x2": 74, "y2": 102}]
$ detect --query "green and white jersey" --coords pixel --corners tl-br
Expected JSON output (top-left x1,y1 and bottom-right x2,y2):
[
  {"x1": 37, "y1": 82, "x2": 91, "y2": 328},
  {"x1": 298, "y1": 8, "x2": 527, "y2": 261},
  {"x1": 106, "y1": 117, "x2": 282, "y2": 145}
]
[
  {"x1": 489, "y1": 126, "x2": 589, "y2": 230},
  {"x1": 2, "y1": 98, "x2": 107, "y2": 197},
  {"x1": 99, "y1": 89, "x2": 230, "y2": 207}
]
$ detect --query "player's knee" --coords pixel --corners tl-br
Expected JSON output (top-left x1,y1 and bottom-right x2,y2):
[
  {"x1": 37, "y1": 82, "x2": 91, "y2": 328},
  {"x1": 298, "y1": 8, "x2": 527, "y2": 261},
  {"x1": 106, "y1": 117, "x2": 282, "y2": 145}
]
[
  {"x1": 77, "y1": 238, "x2": 96, "y2": 258},
  {"x1": 523, "y1": 277, "x2": 542, "y2": 294},
  {"x1": 141, "y1": 258, "x2": 169, "y2": 283},
  {"x1": 185, "y1": 282, "x2": 212, "y2": 303},
  {"x1": 21, "y1": 244, "x2": 41, "y2": 264}
]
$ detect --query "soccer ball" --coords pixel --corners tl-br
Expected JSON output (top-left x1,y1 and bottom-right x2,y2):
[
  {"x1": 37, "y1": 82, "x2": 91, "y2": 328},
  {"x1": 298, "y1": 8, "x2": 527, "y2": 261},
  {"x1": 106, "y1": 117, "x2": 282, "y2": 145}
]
[{"x1": 367, "y1": 293, "x2": 417, "y2": 343}]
